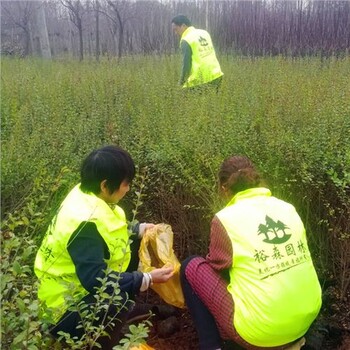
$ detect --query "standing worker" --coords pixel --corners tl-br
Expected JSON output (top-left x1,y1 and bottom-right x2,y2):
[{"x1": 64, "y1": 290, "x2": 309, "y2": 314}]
[
  {"x1": 181, "y1": 155, "x2": 322, "y2": 350},
  {"x1": 171, "y1": 15, "x2": 223, "y2": 91}
]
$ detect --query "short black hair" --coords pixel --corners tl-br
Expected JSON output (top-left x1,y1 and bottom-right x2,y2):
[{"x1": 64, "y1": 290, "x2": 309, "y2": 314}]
[
  {"x1": 171, "y1": 15, "x2": 191, "y2": 27},
  {"x1": 80, "y1": 145, "x2": 135, "y2": 195}
]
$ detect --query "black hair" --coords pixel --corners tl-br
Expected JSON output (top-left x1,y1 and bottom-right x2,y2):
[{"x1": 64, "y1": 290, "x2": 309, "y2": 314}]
[
  {"x1": 80, "y1": 145, "x2": 135, "y2": 195},
  {"x1": 171, "y1": 15, "x2": 191, "y2": 27}
]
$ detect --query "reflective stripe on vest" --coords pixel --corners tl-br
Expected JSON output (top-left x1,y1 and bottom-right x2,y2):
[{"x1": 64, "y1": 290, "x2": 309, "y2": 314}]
[
  {"x1": 34, "y1": 184, "x2": 131, "y2": 322},
  {"x1": 216, "y1": 188, "x2": 321, "y2": 347},
  {"x1": 181, "y1": 26, "x2": 223, "y2": 88}
]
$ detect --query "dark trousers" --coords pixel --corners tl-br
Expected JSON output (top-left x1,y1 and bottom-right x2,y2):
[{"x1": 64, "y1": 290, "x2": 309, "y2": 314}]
[
  {"x1": 50, "y1": 292, "x2": 132, "y2": 349},
  {"x1": 188, "y1": 76, "x2": 223, "y2": 94},
  {"x1": 180, "y1": 256, "x2": 223, "y2": 350},
  {"x1": 181, "y1": 256, "x2": 302, "y2": 350}
]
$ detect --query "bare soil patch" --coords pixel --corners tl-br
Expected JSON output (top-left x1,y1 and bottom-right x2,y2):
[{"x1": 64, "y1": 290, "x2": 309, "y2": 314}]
[{"x1": 140, "y1": 287, "x2": 350, "y2": 350}]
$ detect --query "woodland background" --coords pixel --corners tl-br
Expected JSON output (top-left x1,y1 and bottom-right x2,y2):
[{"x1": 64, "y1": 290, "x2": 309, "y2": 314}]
[{"x1": 1, "y1": 0, "x2": 350, "y2": 60}]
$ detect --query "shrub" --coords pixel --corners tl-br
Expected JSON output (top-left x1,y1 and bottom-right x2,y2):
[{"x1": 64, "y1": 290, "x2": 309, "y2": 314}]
[{"x1": 1, "y1": 55, "x2": 349, "y2": 347}]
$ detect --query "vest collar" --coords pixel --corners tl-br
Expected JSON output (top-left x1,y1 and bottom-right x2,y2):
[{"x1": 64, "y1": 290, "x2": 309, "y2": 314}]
[
  {"x1": 181, "y1": 26, "x2": 195, "y2": 39},
  {"x1": 77, "y1": 184, "x2": 109, "y2": 208},
  {"x1": 226, "y1": 187, "x2": 271, "y2": 207},
  {"x1": 76, "y1": 184, "x2": 124, "y2": 221}
]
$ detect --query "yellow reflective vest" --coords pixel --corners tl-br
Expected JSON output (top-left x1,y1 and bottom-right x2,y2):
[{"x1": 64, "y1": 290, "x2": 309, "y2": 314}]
[
  {"x1": 216, "y1": 188, "x2": 322, "y2": 347},
  {"x1": 34, "y1": 184, "x2": 131, "y2": 323},
  {"x1": 181, "y1": 26, "x2": 223, "y2": 88}
]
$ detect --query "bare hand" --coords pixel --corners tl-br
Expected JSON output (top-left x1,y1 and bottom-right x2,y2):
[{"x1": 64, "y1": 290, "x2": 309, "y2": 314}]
[
  {"x1": 144, "y1": 223, "x2": 155, "y2": 231},
  {"x1": 139, "y1": 223, "x2": 155, "y2": 237},
  {"x1": 150, "y1": 266, "x2": 174, "y2": 284}
]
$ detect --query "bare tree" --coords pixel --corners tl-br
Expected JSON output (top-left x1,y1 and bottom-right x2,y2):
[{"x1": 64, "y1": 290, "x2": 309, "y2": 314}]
[
  {"x1": 106, "y1": 0, "x2": 126, "y2": 61},
  {"x1": 61, "y1": 0, "x2": 85, "y2": 60},
  {"x1": 93, "y1": 0, "x2": 100, "y2": 61},
  {"x1": 1, "y1": 0, "x2": 350, "y2": 58},
  {"x1": 1, "y1": 1, "x2": 35, "y2": 56}
]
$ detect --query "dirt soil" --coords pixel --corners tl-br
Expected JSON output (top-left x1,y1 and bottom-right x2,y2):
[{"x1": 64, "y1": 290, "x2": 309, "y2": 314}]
[{"x1": 140, "y1": 287, "x2": 350, "y2": 350}]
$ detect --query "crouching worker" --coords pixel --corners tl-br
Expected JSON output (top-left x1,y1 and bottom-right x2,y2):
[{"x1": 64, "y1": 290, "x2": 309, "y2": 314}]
[
  {"x1": 35, "y1": 145, "x2": 174, "y2": 349},
  {"x1": 181, "y1": 155, "x2": 322, "y2": 350}
]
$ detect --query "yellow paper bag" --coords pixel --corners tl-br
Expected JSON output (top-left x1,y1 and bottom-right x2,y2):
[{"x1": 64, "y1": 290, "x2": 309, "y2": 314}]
[{"x1": 138, "y1": 224, "x2": 185, "y2": 309}]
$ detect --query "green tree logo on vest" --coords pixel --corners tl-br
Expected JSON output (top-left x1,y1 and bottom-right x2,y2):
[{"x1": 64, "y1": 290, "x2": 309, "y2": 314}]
[
  {"x1": 257, "y1": 215, "x2": 291, "y2": 244},
  {"x1": 198, "y1": 36, "x2": 208, "y2": 46}
]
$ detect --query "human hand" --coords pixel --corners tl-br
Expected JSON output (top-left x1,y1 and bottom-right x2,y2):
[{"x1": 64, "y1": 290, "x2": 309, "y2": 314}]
[
  {"x1": 150, "y1": 265, "x2": 174, "y2": 284},
  {"x1": 139, "y1": 223, "x2": 155, "y2": 237}
]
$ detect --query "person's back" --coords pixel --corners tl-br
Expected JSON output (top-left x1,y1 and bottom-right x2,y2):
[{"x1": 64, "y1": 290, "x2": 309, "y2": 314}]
[
  {"x1": 34, "y1": 183, "x2": 131, "y2": 323},
  {"x1": 180, "y1": 26, "x2": 223, "y2": 87},
  {"x1": 172, "y1": 15, "x2": 223, "y2": 89},
  {"x1": 217, "y1": 188, "x2": 322, "y2": 346},
  {"x1": 181, "y1": 155, "x2": 322, "y2": 350}
]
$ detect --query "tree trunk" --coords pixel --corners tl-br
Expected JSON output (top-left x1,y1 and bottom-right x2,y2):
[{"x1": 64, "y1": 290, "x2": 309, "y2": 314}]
[
  {"x1": 117, "y1": 24, "x2": 123, "y2": 61},
  {"x1": 24, "y1": 24, "x2": 34, "y2": 56},
  {"x1": 77, "y1": 17, "x2": 83, "y2": 61},
  {"x1": 32, "y1": 1, "x2": 51, "y2": 58},
  {"x1": 95, "y1": 0, "x2": 100, "y2": 62},
  {"x1": 106, "y1": 0, "x2": 124, "y2": 61}
]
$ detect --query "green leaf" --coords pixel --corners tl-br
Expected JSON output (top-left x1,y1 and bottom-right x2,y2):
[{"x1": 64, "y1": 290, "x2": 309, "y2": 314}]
[
  {"x1": 17, "y1": 298, "x2": 26, "y2": 313},
  {"x1": 13, "y1": 330, "x2": 26, "y2": 345},
  {"x1": 12, "y1": 261, "x2": 22, "y2": 275}
]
